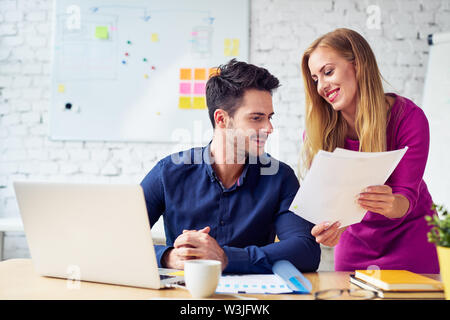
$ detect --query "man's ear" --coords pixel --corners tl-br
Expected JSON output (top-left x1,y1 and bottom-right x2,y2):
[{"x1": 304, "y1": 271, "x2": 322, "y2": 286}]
[{"x1": 214, "y1": 109, "x2": 228, "y2": 129}]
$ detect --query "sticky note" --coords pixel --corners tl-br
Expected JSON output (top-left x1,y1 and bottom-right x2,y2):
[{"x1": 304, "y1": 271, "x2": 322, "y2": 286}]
[
  {"x1": 144, "y1": 74, "x2": 149, "y2": 79},
  {"x1": 151, "y1": 33, "x2": 159, "y2": 42},
  {"x1": 194, "y1": 68, "x2": 206, "y2": 80},
  {"x1": 179, "y1": 82, "x2": 191, "y2": 94},
  {"x1": 224, "y1": 38, "x2": 231, "y2": 56},
  {"x1": 180, "y1": 68, "x2": 192, "y2": 80},
  {"x1": 209, "y1": 68, "x2": 219, "y2": 78},
  {"x1": 95, "y1": 26, "x2": 109, "y2": 39},
  {"x1": 232, "y1": 39, "x2": 240, "y2": 56},
  {"x1": 167, "y1": 271, "x2": 184, "y2": 276},
  {"x1": 57, "y1": 84, "x2": 65, "y2": 93},
  {"x1": 192, "y1": 97, "x2": 206, "y2": 109},
  {"x1": 193, "y1": 82, "x2": 206, "y2": 95},
  {"x1": 179, "y1": 97, "x2": 192, "y2": 109}
]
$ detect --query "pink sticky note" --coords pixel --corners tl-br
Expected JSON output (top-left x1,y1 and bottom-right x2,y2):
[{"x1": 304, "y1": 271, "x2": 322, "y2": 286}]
[
  {"x1": 193, "y1": 82, "x2": 206, "y2": 95},
  {"x1": 179, "y1": 82, "x2": 191, "y2": 94}
]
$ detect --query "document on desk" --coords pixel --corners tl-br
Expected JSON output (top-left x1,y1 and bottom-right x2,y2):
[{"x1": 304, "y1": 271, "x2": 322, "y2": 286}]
[
  {"x1": 289, "y1": 147, "x2": 408, "y2": 227},
  {"x1": 216, "y1": 260, "x2": 312, "y2": 294},
  {"x1": 216, "y1": 274, "x2": 293, "y2": 294}
]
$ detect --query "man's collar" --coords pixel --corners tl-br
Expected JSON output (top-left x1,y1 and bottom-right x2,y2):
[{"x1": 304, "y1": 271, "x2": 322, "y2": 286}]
[{"x1": 203, "y1": 142, "x2": 250, "y2": 185}]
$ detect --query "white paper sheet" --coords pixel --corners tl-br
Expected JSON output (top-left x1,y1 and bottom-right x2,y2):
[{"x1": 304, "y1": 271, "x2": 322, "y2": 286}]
[
  {"x1": 289, "y1": 147, "x2": 408, "y2": 227},
  {"x1": 216, "y1": 274, "x2": 293, "y2": 294}
]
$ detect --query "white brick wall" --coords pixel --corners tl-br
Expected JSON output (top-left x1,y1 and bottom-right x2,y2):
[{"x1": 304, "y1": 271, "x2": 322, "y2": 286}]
[{"x1": 1, "y1": 0, "x2": 450, "y2": 271}]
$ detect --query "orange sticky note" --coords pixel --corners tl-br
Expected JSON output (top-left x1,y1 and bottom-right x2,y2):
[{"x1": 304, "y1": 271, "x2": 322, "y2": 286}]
[
  {"x1": 209, "y1": 68, "x2": 219, "y2": 78},
  {"x1": 194, "y1": 68, "x2": 206, "y2": 80},
  {"x1": 179, "y1": 97, "x2": 192, "y2": 109},
  {"x1": 192, "y1": 97, "x2": 206, "y2": 109},
  {"x1": 180, "y1": 68, "x2": 192, "y2": 80}
]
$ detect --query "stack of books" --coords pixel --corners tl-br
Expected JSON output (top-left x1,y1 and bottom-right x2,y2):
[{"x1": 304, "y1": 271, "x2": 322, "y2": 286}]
[{"x1": 350, "y1": 270, "x2": 445, "y2": 299}]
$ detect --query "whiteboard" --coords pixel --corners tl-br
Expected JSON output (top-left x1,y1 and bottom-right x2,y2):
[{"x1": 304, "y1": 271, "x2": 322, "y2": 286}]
[
  {"x1": 422, "y1": 33, "x2": 450, "y2": 205},
  {"x1": 50, "y1": 0, "x2": 249, "y2": 142}
]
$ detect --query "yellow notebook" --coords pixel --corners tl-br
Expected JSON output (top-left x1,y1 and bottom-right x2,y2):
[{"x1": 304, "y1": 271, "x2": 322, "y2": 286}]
[{"x1": 354, "y1": 270, "x2": 443, "y2": 291}]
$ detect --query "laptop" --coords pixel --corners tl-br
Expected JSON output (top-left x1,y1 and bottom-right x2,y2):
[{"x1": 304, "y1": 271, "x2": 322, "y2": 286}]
[{"x1": 13, "y1": 181, "x2": 184, "y2": 289}]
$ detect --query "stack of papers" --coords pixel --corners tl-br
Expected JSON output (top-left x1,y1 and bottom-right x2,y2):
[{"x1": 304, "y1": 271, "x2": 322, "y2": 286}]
[{"x1": 289, "y1": 147, "x2": 408, "y2": 227}]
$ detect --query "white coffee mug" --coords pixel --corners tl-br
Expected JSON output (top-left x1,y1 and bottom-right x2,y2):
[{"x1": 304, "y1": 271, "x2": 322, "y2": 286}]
[{"x1": 184, "y1": 260, "x2": 222, "y2": 298}]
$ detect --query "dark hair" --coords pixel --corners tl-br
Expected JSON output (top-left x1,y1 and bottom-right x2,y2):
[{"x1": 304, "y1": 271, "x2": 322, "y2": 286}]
[{"x1": 205, "y1": 59, "x2": 280, "y2": 128}]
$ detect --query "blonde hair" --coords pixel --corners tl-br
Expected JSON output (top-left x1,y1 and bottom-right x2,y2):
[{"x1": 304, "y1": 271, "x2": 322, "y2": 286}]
[{"x1": 300, "y1": 28, "x2": 387, "y2": 177}]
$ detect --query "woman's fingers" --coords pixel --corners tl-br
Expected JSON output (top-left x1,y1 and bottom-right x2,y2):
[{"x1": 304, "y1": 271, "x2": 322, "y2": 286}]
[
  {"x1": 312, "y1": 221, "x2": 341, "y2": 243},
  {"x1": 362, "y1": 185, "x2": 392, "y2": 194},
  {"x1": 311, "y1": 221, "x2": 332, "y2": 237}
]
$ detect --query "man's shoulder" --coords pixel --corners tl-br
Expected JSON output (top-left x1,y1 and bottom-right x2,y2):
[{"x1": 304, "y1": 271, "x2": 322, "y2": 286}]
[
  {"x1": 257, "y1": 153, "x2": 298, "y2": 180},
  {"x1": 158, "y1": 146, "x2": 207, "y2": 169}
]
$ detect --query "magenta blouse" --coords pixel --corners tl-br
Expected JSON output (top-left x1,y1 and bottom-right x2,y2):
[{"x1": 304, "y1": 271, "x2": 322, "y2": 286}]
[{"x1": 334, "y1": 94, "x2": 440, "y2": 273}]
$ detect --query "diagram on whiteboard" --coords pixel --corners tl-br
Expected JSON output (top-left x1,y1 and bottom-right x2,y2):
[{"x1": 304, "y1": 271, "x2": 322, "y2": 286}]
[{"x1": 50, "y1": 0, "x2": 249, "y2": 142}]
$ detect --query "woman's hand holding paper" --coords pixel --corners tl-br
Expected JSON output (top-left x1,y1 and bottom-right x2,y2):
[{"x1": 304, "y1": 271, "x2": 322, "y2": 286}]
[
  {"x1": 357, "y1": 185, "x2": 410, "y2": 219},
  {"x1": 311, "y1": 221, "x2": 346, "y2": 247}
]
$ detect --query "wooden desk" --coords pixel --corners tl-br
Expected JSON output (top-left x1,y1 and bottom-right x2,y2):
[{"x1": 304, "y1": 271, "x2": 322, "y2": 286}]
[{"x1": 0, "y1": 259, "x2": 441, "y2": 300}]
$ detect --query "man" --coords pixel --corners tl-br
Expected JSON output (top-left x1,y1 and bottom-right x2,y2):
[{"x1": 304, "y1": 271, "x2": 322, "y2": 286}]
[{"x1": 141, "y1": 59, "x2": 320, "y2": 273}]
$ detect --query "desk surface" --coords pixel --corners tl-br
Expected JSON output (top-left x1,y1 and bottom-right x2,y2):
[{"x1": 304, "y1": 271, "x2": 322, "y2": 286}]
[{"x1": 0, "y1": 259, "x2": 441, "y2": 300}]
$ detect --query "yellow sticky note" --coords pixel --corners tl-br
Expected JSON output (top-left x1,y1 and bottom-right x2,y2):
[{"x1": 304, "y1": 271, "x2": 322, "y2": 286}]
[
  {"x1": 192, "y1": 97, "x2": 206, "y2": 109},
  {"x1": 180, "y1": 68, "x2": 192, "y2": 80},
  {"x1": 231, "y1": 39, "x2": 240, "y2": 56},
  {"x1": 151, "y1": 33, "x2": 159, "y2": 42},
  {"x1": 95, "y1": 26, "x2": 109, "y2": 39},
  {"x1": 224, "y1": 38, "x2": 231, "y2": 56},
  {"x1": 167, "y1": 271, "x2": 184, "y2": 276},
  {"x1": 194, "y1": 68, "x2": 206, "y2": 80},
  {"x1": 57, "y1": 84, "x2": 65, "y2": 93},
  {"x1": 179, "y1": 97, "x2": 192, "y2": 109}
]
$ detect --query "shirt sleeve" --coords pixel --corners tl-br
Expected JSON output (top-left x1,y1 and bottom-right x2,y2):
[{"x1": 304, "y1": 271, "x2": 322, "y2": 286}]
[
  {"x1": 386, "y1": 106, "x2": 430, "y2": 217},
  {"x1": 140, "y1": 160, "x2": 171, "y2": 267},
  {"x1": 222, "y1": 166, "x2": 321, "y2": 274}
]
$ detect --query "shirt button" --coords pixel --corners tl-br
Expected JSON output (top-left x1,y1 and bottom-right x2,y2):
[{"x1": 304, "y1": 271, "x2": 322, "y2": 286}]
[{"x1": 220, "y1": 220, "x2": 225, "y2": 226}]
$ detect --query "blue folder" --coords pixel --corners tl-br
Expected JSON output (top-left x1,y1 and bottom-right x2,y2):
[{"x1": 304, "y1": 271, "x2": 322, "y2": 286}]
[{"x1": 272, "y1": 260, "x2": 312, "y2": 294}]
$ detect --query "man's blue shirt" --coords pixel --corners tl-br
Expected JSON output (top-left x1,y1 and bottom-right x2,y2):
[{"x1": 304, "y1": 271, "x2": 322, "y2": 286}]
[{"x1": 140, "y1": 144, "x2": 320, "y2": 273}]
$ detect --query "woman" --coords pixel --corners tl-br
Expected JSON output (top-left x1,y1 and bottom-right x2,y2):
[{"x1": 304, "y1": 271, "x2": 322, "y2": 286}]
[{"x1": 300, "y1": 28, "x2": 439, "y2": 273}]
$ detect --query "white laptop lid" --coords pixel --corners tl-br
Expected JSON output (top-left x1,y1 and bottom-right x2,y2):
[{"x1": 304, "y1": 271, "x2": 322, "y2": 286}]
[{"x1": 13, "y1": 181, "x2": 164, "y2": 289}]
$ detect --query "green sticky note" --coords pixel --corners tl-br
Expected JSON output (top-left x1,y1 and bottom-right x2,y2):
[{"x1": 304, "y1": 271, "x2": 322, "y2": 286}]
[{"x1": 95, "y1": 26, "x2": 109, "y2": 39}]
